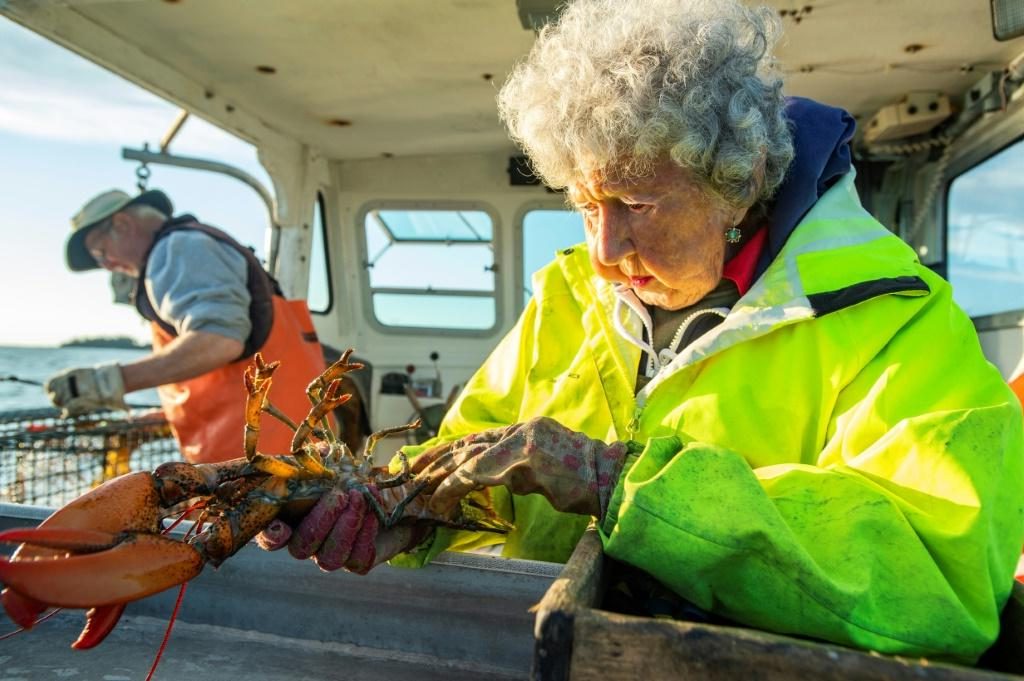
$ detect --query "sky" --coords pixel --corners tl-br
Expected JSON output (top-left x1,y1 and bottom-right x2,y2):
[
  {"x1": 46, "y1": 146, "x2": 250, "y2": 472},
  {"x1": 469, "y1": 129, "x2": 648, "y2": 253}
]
[
  {"x1": 0, "y1": 16, "x2": 273, "y2": 347},
  {"x1": 946, "y1": 140, "x2": 1024, "y2": 317}
]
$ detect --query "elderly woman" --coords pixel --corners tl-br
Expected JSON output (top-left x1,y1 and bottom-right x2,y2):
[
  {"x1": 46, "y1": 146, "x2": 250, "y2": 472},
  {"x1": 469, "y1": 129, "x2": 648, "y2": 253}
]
[{"x1": 265, "y1": 0, "x2": 1024, "y2": 664}]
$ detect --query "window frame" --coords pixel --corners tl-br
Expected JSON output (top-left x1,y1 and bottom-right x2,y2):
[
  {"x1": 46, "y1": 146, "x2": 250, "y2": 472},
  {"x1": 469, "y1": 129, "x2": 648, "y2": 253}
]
[
  {"x1": 355, "y1": 199, "x2": 503, "y2": 336},
  {"x1": 308, "y1": 190, "x2": 334, "y2": 315},
  {"x1": 514, "y1": 199, "x2": 584, "y2": 315},
  {"x1": 943, "y1": 132, "x2": 1024, "y2": 328}
]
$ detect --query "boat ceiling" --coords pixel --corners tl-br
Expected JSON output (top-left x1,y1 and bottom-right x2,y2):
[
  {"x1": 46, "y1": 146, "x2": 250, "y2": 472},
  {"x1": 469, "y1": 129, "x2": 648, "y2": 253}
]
[{"x1": 5, "y1": 0, "x2": 1024, "y2": 160}]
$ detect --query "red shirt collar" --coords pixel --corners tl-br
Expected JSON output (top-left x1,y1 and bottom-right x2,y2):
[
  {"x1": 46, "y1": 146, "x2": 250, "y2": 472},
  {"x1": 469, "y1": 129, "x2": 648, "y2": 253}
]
[{"x1": 721, "y1": 226, "x2": 766, "y2": 296}]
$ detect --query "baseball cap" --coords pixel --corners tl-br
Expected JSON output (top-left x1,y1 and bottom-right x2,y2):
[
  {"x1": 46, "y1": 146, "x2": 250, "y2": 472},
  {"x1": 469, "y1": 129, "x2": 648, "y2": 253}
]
[{"x1": 66, "y1": 188, "x2": 173, "y2": 271}]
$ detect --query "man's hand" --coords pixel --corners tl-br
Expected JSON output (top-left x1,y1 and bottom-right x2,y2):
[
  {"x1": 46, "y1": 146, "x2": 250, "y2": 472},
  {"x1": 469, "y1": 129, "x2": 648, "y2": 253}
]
[
  {"x1": 417, "y1": 417, "x2": 630, "y2": 520},
  {"x1": 255, "y1": 481, "x2": 430, "y2": 574},
  {"x1": 44, "y1": 363, "x2": 127, "y2": 417}
]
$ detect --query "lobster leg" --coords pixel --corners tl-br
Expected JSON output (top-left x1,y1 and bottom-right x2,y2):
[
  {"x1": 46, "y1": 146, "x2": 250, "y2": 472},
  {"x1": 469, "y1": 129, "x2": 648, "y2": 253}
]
[
  {"x1": 304, "y1": 349, "x2": 365, "y2": 444},
  {"x1": 291, "y1": 380, "x2": 351, "y2": 451},
  {"x1": 379, "y1": 480, "x2": 429, "y2": 528},
  {"x1": 242, "y1": 355, "x2": 338, "y2": 479},
  {"x1": 375, "y1": 452, "x2": 411, "y2": 488},
  {"x1": 361, "y1": 419, "x2": 422, "y2": 468},
  {"x1": 306, "y1": 348, "x2": 364, "y2": 405},
  {"x1": 243, "y1": 356, "x2": 279, "y2": 461}
]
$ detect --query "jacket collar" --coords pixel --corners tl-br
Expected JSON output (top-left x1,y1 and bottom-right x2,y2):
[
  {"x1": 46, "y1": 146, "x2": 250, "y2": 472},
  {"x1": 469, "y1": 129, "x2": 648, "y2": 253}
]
[
  {"x1": 568, "y1": 172, "x2": 924, "y2": 404},
  {"x1": 756, "y1": 97, "x2": 857, "y2": 277}
]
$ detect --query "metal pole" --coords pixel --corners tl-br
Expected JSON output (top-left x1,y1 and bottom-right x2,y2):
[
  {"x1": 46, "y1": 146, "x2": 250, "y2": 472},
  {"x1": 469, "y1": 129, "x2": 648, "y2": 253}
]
[
  {"x1": 121, "y1": 146, "x2": 277, "y2": 227},
  {"x1": 159, "y1": 109, "x2": 190, "y2": 153}
]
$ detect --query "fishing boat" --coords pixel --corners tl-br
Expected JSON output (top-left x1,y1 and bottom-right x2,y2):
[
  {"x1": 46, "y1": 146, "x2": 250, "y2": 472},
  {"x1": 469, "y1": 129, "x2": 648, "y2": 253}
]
[{"x1": 1, "y1": 1, "x2": 1023, "y2": 678}]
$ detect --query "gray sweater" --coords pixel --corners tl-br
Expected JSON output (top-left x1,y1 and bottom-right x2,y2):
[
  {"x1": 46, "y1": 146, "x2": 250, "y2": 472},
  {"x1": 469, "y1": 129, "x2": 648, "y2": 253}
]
[{"x1": 143, "y1": 230, "x2": 252, "y2": 343}]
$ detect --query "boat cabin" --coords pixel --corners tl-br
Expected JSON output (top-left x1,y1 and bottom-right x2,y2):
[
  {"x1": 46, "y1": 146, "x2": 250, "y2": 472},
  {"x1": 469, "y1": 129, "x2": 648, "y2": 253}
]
[{"x1": 1, "y1": 0, "x2": 1023, "y2": 678}]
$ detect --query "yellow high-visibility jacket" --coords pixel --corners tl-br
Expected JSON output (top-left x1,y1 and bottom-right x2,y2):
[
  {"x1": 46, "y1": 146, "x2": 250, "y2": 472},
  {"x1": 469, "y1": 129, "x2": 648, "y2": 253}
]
[{"x1": 396, "y1": 172, "x2": 1024, "y2": 663}]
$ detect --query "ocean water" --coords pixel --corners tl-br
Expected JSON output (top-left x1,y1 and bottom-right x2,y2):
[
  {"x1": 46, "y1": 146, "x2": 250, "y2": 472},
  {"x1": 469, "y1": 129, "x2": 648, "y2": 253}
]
[{"x1": 0, "y1": 345, "x2": 158, "y2": 413}]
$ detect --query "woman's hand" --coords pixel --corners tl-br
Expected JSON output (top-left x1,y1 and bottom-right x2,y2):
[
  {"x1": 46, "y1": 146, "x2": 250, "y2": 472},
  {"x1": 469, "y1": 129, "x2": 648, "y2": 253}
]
[
  {"x1": 255, "y1": 417, "x2": 629, "y2": 571},
  {"x1": 416, "y1": 417, "x2": 630, "y2": 519},
  {"x1": 255, "y1": 480, "x2": 429, "y2": 574}
]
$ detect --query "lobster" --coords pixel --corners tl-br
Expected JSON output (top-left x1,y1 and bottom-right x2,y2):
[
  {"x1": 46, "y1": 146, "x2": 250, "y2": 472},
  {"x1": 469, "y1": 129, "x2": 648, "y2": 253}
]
[{"x1": 0, "y1": 349, "x2": 504, "y2": 649}]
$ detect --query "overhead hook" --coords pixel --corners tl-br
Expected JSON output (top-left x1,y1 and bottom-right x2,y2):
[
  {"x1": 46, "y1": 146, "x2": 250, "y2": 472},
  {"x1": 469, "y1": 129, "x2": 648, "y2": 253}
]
[
  {"x1": 135, "y1": 142, "x2": 152, "y2": 191},
  {"x1": 136, "y1": 161, "x2": 151, "y2": 192}
]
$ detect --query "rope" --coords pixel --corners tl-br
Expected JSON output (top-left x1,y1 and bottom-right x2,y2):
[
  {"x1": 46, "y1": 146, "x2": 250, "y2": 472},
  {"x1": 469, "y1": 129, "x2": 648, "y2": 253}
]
[
  {"x1": 0, "y1": 375, "x2": 42, "y2": 386},
  {"x1": 865, "y1": 134, "x2": 955, "y2": 248},
  {"x1": 0, "y1": 607, "x2": 64, "y2": 642},
  {"x1": 145, "y1": 582, "x2": 187, "y2": 681},
  {"x1": 145, "y1": 509, "x2": 205, "y2": 680},
  {"x1": 868, "y1": 135, "x2": 951, "y2": 156}
]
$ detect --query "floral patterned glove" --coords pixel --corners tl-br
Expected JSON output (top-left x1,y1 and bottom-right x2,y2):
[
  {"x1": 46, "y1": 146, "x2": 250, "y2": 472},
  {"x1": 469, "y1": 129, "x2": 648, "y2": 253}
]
[{"x1": 417, "y1": 416, "x2": 630, "y2": 520}]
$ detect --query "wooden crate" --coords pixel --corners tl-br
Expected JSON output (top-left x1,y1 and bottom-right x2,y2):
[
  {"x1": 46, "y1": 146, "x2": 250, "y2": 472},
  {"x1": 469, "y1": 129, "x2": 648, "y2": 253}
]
[{"x1": 533, "y1": 529, "x2": 1024, "y2": 681}]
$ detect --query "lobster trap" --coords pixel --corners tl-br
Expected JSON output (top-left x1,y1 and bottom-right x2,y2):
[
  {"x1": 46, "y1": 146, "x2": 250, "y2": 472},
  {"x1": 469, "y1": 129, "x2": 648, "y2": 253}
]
[{"x1": 0, "y1": 407, "x2": 178, "y2": 508}]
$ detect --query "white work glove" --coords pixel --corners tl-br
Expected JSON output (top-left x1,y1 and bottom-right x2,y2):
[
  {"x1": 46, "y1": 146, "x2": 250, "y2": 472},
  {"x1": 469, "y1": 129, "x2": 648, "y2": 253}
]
[{"x1": 45, "y1": 363, "x2": 128, "y2": 416}]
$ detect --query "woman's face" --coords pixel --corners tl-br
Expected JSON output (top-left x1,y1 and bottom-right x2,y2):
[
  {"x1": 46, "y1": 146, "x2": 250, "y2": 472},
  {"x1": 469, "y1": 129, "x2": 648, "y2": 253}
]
[{"x1": 569, "y1": 159, "x2": 741, "y2": 311}]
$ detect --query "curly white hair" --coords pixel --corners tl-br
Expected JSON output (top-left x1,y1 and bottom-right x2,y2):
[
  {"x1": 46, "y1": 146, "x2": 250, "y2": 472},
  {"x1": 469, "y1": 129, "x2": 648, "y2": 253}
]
[{"x1": 497, "y1": 0, "x2": 794, "y2": 209}]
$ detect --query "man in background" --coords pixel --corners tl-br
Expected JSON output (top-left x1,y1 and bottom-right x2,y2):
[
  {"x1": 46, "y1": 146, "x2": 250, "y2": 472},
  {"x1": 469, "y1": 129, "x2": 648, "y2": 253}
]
[{"x1": 45, "y1": 189, "x2": 330, "y2": 462}]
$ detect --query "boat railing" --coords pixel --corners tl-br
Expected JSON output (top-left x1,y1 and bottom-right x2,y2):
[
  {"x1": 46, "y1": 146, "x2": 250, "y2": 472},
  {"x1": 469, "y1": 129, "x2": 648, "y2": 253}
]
[{"x1": 0, "y1": 406, "x2": 178, "y2": 508}]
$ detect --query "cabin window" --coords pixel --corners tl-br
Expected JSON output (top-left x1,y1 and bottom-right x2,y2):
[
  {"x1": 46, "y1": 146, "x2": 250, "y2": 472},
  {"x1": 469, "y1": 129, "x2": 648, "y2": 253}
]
[
  {"x1": 307, "y1": 192, "x2": 332, "y2": 314},
  {"x1": 946, "y1": 137, "x2": 1024, "y2": 317},
  {"x1": 360, "y1": 206, "x2": 498, "y2": 332},
  {"x1": 520, "y1": 208, "x2": 585, "y2": 307}
]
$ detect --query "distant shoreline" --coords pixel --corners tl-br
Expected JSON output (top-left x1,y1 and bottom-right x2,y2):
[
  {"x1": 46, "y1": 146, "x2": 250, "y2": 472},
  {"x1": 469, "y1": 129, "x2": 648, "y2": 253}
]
[{"x1": 60, "y1": 337, "x2": 150, "y2": 350}]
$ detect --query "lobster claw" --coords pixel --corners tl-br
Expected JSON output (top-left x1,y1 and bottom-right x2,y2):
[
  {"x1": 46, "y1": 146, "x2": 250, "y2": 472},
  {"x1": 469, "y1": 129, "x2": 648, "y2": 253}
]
[
  {"x1": 0, "y1": 529, "x2": 204, "y2": 607},
  {"x1": 1, "y1": 586, "x2": 124, "y2": 650},
  {"x1": 0, "y1": 471, "x2": 206, "y2": 648}
]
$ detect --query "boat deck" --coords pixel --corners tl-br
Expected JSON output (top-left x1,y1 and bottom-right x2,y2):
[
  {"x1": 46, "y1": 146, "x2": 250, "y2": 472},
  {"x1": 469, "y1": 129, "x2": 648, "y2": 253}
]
[{"x1": 3, "y1": 611, "x2": 527, "y2": 681}]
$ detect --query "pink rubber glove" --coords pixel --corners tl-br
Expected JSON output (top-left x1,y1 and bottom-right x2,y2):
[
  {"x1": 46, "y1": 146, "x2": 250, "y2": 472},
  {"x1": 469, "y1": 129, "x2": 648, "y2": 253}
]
[
  {"x1": 417, "y1": 417, "x2": 630, "y2": 520},
  {"x1": 256, "y1": 482, "x2": 428, "y2": 574}
]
